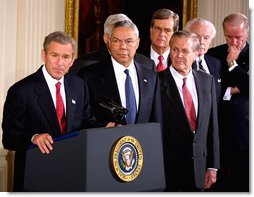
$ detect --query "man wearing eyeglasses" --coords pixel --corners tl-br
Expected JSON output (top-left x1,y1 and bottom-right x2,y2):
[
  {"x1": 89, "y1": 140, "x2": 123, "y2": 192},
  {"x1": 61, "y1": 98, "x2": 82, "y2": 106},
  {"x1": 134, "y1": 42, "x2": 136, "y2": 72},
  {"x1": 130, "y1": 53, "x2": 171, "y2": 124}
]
[
  {"x1": 207, "y1": 13, "x2": 249, "y2": 192},
  {"x1": 77, "y1": 20, "x2": 162, "y2": 127},
  {"x1": 139, "y1": 8, "x2": 179, "y2": 73}
]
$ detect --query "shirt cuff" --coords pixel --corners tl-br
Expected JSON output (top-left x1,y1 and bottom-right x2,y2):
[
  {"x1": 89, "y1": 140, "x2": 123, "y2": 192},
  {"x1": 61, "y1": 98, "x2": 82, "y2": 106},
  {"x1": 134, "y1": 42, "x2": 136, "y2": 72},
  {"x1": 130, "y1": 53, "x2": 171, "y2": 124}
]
[
  {"x1": 207, "y1": 168, "x2": 218, "y2": 171},
  {"x1": 31, "y1": 134, "x2": 39, "y2": 143},
  {"x1": 228, "y1": 62, "x2": 238, "y2": 71},
  {"x1": 223, "y1": 87, "x2": 232, "y2": 100}
]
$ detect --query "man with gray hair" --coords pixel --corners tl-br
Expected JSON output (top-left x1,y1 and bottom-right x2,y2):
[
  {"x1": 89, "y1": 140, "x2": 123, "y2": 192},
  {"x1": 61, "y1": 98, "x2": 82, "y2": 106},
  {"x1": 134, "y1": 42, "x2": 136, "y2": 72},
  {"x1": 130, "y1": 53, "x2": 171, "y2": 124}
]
[
  {"x1": 77, "y1": 20, "x2": 162, "y2": 127},
  {"x1": 69, "y1": 13, "x2": 132, "y2": 74},
  {"x1": 185, "y1": 17, "x2": 222, "y2": 103}
]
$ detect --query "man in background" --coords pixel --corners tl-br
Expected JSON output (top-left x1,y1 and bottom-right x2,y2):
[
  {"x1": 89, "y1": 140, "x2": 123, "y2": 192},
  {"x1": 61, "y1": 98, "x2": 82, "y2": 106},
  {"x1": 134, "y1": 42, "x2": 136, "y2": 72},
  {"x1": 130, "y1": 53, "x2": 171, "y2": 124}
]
[
  {"x1": 185, "y1": 18, "x2": 222, "y2": 103},
  {"x1": 207, "y1": 13, "x2": 249, "y2": 192},
  {"x1": 140, "y1": 8, "x2": 179, "y2": 72}
]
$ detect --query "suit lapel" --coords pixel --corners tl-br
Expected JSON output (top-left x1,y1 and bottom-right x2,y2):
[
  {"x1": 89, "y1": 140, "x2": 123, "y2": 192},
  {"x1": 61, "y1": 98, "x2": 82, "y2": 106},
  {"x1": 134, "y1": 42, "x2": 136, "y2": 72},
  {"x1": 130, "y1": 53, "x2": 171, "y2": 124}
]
[
  {"x1": 193, "y1": 71, "x2": 207, "y2": 132},
  {"x1": 162, "y1": 70, "x2": 184, "y2": 111},
  {"x1": 34, "y1": 69, "x2": 61, "y2": 135},
  {"x1": 101, "y1": 60, "x2": 122, "y2": 104},
  {"x1": 134, "y1": 62, "x2": 148, "y2": 119},
  {"x1": 64, "y1": 75, "x2": 77, "y2": 133}
]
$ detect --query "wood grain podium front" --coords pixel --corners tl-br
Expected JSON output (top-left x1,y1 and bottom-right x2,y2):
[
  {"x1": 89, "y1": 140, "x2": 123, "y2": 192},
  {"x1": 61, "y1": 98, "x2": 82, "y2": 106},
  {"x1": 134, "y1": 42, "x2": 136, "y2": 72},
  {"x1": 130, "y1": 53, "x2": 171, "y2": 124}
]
[{"x1": 24, "y1": 123, "x2": 165, "y2": 192}]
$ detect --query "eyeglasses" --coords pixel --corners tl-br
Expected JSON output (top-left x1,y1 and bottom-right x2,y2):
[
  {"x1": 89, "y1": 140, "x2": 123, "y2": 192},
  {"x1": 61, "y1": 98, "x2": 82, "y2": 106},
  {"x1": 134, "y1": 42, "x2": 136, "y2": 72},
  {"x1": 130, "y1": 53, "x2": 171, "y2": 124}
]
[
  {"x1": 152, "y1": 26, "x2": 173, "y2": 34},
  {"x1": 110, "y1": 37, "x2": 137, "y2": 47}
]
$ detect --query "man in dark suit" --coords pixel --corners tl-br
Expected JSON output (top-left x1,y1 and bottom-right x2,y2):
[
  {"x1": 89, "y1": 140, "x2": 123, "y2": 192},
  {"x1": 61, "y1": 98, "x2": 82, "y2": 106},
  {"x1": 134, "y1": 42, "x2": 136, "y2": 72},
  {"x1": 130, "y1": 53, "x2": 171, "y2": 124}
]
[
  {"x1": 185, "y1": 18, "x2": 222, "y2": 104},
  {"x1": 139, "y1": 8, "x2": 179, "y2": 72},
  {"x1": 69, "y1": 13, "x2": 132, "y2": 75},
  {"x1": 160, "y1": 31, "x2": 220, "y2": 191},
  {"x1": 77, "y1": 20, "x2": 162, "y2": 126},
  {"x1": 1, "y1": 31, "x2": 103, "y2": 191},
  {"x1": 207, "y1": 13, "x2": 249, "y2": 192}
]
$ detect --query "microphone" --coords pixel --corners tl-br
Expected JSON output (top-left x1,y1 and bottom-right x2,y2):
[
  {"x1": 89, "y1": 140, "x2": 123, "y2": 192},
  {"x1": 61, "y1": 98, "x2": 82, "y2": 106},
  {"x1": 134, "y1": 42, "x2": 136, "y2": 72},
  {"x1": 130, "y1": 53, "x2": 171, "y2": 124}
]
[{"x1": 98, "y1": 98, "x2": 128, "y2": 123}]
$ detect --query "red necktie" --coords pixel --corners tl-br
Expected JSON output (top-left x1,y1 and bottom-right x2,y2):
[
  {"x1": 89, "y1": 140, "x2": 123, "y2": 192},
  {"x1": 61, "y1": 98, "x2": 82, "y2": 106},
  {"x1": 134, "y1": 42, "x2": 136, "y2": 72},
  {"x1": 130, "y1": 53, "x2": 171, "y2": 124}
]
[
  {"x1": 182, "y1": 78, "x2": 197, "y2": 132},
  {"x1": 55, "y1": 82, "x2": 66, "y2": 134},
  {"x1": 157, "y1": 55, "x2": 167, "y2": 72}
]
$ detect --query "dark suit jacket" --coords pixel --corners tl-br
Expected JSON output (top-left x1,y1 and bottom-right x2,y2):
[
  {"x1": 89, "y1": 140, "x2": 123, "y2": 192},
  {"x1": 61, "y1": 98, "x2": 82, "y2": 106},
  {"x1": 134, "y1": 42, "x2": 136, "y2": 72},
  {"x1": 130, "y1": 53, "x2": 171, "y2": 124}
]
[
  {"x1": 207, "y1": 43, "x2": 249, "y2": 153},
  {"x1": 192, "y1": 54, "x2": 222, "y2": 103},
  {"x1": 70, "y1": 47, "x2": 155, "y2": 75},
  {"x1": 2, "y1": 66, "x2": 98, "y2": 191},
  {"x1": 160, "y1": 68, "x2": 220, "y2": 190},
  {"x1": 77, "y1": 55, "x2": 162, "y2": 126}
]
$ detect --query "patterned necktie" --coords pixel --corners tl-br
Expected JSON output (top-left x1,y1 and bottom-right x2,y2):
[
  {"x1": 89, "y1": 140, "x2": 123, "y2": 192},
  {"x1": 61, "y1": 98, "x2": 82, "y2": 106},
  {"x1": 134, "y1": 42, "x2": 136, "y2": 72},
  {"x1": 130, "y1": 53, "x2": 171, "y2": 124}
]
[
  {"x1": 182, "y1": 78, "x2": 196, "y2": 132},
  {"x1": 198, "y1": 59, "x2": 206, "y2": 73},
  {"x1": 55, "y1": 82, "x2": 66, "y2": 134},
  {"x1": 157, "y1": 55, "x2": 167, "y2": 72},
  {"x1": 124, "y1": 69, "x2": 137, "y2": 124}
]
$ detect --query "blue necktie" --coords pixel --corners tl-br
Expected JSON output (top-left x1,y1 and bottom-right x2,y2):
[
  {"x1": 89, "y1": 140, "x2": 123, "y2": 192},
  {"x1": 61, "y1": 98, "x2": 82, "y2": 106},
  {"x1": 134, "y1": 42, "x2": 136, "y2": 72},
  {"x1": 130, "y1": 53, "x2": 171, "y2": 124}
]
[{"x1": 124, "y1": 69, "x2": 137, "y2": 124}]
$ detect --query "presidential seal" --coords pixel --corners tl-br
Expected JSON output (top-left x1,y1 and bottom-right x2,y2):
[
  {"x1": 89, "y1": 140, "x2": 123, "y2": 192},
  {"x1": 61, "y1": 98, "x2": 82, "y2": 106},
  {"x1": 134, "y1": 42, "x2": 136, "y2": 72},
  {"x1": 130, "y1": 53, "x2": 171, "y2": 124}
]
[{"x1": 112, "y1": 135, "x2": 143, "y2": 182}]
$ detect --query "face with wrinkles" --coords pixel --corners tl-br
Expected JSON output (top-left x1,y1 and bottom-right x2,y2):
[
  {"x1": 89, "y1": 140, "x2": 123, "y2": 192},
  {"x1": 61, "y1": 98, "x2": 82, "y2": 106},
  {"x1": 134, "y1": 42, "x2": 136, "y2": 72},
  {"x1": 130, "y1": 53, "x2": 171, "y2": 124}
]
[
  {"x1": 107, "y1": 26, "x2": 139, "y2": 67},
  {"x1": 170, "y1": 36, "x2": 198, "y2": 76},
  {"x1": 189, "y1": 22, "x2": 213, "y2": 56}
]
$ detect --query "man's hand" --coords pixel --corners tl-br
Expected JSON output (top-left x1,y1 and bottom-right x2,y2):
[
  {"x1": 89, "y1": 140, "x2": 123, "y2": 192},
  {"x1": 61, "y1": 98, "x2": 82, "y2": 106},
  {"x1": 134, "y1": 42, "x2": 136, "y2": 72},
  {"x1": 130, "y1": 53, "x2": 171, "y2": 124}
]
[
  {"x1": 105, "y1": 122, "x2": 120, "y2": 127},
  {"x1": 204, "y1": 169, "x2": 217, "y2": 189},
  {"x1": 227, "y1": 45, "x2": 240, "y2": 65},
  {"x1": 231, "y1": 86, "x2": 240, "y2": 95},
  {"x1": 32, "y1": 133, "x2": 54, "y2": 154}
]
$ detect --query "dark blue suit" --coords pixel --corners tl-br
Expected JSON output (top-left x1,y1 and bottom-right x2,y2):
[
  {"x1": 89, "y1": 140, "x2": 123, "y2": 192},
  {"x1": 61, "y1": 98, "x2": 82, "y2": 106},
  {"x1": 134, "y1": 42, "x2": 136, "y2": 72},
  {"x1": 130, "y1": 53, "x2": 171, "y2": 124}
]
[
  {"x1": 2, "y1": 66, "x2": 98, "y2": 191},
  {"x1": 77, "y1": 55, "x2": 162, "y2": 126}
]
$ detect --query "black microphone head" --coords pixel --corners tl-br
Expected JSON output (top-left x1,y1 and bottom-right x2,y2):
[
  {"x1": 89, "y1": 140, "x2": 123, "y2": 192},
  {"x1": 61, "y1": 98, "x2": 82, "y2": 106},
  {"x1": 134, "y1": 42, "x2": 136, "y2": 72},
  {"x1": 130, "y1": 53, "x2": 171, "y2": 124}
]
[{"x1": 97, "y1": 97, "x2": 128, "y2": 123}]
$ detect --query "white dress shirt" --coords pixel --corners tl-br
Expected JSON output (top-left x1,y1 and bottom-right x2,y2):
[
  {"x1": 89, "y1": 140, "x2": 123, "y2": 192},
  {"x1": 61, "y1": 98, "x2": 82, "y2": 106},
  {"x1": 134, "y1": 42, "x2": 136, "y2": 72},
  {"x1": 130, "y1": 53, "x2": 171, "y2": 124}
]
[
  {"x1": 42, "y1": 65, "x2": 66, "y2": 111},
  {"x1": 111, "y1": 57, "x2": 139, "y2": 110},
  {"x1": 150, "y1": 46, "x2": 170, "y2": 68},
  {"x1": 170, "y1": 66, "x2": 198, "y2": 117}
]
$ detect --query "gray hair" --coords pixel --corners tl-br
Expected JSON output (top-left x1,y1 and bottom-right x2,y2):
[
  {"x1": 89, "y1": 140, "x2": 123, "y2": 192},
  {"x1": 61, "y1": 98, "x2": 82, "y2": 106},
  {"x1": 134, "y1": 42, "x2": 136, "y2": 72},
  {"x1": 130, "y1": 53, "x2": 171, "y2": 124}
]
[
  {"x1": 223, "y1": 12, "x2": 249, "y2": 32},
  {"x1": 43, "y1": 31, "x2": 76, "y2": 57},
  {"x1": 170, "y1": 30, "x2": 200, "y2": 52},
  {"x1": 109, "y1": 20, "x2": 139, "y2": 38},
  {"x1": 104, "y1": 13, "x2": 132, "y2": 35},
  {"x1": 150, "y1": 8, "x2": 179, "y2": 32},
  {"x1": 185, "y1": 17, "x2": 216, "y2": 39}
]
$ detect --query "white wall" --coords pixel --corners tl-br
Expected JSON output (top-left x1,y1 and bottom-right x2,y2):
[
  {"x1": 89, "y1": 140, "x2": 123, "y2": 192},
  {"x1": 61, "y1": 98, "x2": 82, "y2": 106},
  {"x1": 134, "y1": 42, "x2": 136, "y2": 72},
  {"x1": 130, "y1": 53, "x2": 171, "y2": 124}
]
[{"x1": 197, "y1": 0, "x2": 249, "y2": 47}]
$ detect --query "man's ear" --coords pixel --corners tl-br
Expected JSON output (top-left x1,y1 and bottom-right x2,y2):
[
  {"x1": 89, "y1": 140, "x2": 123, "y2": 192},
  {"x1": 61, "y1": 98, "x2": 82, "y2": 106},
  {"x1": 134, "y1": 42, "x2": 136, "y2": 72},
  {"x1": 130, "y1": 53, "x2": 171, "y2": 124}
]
[
  {"x1": 103, "y1": 34, "x2": 108, "y2": 44},
  {"x1": 41, "y1": 50, "x2": 46, "y2": 62}
]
